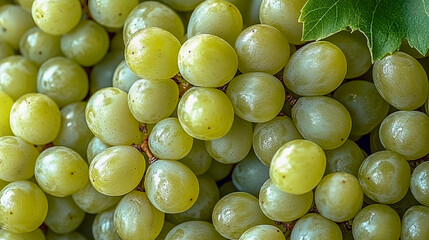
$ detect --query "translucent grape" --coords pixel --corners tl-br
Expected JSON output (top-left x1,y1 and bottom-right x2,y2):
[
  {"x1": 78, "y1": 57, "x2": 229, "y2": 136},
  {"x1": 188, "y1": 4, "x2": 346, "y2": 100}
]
[
  {"x1": 92, "y1": 208, "x2": 122, "y2": 240},
  {"x1": 0, "y1": 228, "x2": 45, "y2": 240},
  {"x1": 72, "y1": 182, "x2": 121, "y2": 214},
  {"x1": 0, "y1": 90, "x2": 12, "y2": 136},
  {"x1": 179, "y1": 139, "x2": 212, "y2": 175},
  {"x1": 324, "y1": 139, "x2": 365, "y2": 177},
  {"x1": 155, "y1": 221, "x2": 175, "y2": 240},
  {"x1": 219, "y1": 181, "x2": 238, "y2": 198},
  {"x1": 290, "y1": 213, "x2": 342, "y2": 240},
  {"x1": 206, "y1": 160, "x2": 234, "y2": 182},
  {"x1": 19, "y1": 27, "x2": 62, "y2": 66},
  {"x1": 89, "y1": 50, "x2": 124, "y2": 95},
  {"x1": 44, "y1": 195, "x2": 85, "y2": 234},
  {"x1": 239, "y1": 225, "x2": 285, "y2": 240},
  {"x1": 165, "y1": 221, "x2": 225, "y2": 240},
  {"x1": 112, "y1": 60, "x2": 139, "y2": 92},
  {"x1": 45, "y1": 230, "x2": 86, "y2": 240},
  {"x1": 89, "y1": 0, "x2": 138, "y2": 29},
  {"x1": 410, "y1": 161, "x2": 429, "y2": 206},
  {"x1": 0, "y1": 40, "x2": 13, "y2": 59},
  {"x1": 0, "y1": 4, "x2": 34, "y2": 49},
  {"x1": 161, "y1": 0, "x2": 204, "y2": 12},
  {"x1": 401, "y1": 205, "x2": 429, "y2": 240},
  {"x1": 86, "y1": 136, "x2": 111, "y2": 164}
]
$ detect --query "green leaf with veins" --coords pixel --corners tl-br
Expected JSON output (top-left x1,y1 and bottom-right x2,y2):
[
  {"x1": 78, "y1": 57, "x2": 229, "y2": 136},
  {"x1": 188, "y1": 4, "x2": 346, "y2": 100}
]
[{"x1": 300, "y1": 0, "x2": 429, "y2": 61}]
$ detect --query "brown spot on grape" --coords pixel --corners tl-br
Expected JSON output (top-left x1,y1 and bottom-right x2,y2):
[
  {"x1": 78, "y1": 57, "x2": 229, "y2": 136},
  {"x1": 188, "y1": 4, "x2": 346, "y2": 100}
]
[
  {"x1": 38, "y1": 51, "x2": 42, "y2": 55},
  {"x1": 282, "y1": 175, "x2": 285, "y2": 179},
  {"x1": 190, "y1": 198, "x2": 193, "y2": 201},
  {"x1": 341, "y1": 138, "x2": 344, "y2": 141},
  {"x1": 342, "y1": 180, "x2": 345, "y2": 183},
  {"x1": 118, "y1": 13, "x2": 122, "y2": 16},
  {"x1": 208, "y1": 127, "x2": 211, "y2": 130},
  {"x1": 1, "y1": 28, "x2": 6, "y2": 32},
  {"x1": 9, "y1": 211, "x2": 12, "y2": 214}
]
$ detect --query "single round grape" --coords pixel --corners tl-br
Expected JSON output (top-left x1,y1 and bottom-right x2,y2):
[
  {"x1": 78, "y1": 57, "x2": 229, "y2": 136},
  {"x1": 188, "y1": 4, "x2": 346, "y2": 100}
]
[
  {"x1": 86, "y1": 136, "x2": 111, "y2": 164},
  {"x1": 0, "y1": 4, "x2": 34, "y2": 49},
  {"x1": 324, "y1": 139, "x2": 365, "y2": 177},
  {"x1": 291, "y1": 213, "x2": 342, "y2": 240},
  {"x1": 410, "y1": 161, "x2": 429, "y2": 206},
  {"x1": 239, "y1": 225, "x2": 285, "y2": 240},
  {"x1": 206, "y1": 160, "x2": 234, "y2": 182},
  {"x1": 35, "y1": 146, "x2": 88, "y2": 197},
  {"x1": 373, "y1": 51, "x2": 428, "y2": 110},
  {"x1": 92, "y1": 208, "x2": 122, "y2": 240},
  {"x1": 165, "y1": 221, "x2": 225, "y2": 240},
  {"x1": 10, "y1": 93, "x2": 60, "y2": 145},
  {"x1": 0, "y1": 228, "x2": 45, "y2": 240},
  {"x1": 379, "y1": 111, "x2": 429, "y2": 160},
  {"x1": 270, "y1": 139, "x2": 326, "y2": 194},
  {"x1": 114, "y1": 191, "x2": 165, "y2": 240},
  {"x1": 178, "y1": 87, "x2": 234, "y2": 140},
  {"x1": 226, "y1": 72, "x2": 285, "y2": 123},
  {"x1": 44, "y1": 195, "x2": 85, "y2": 234},
  {"x1": 89, "y1": 146, "x2": 146, "y2": 196},
  {"x1": 125, "y1": 27, "x2": 180, "y2": 79},
  {"x1": 352, "y1": 204, "x2": 401, "y2": 240},
  {"x1": 89, "y1": 0, "x2": 138, "y2": 29},
  {"x1": 19, "y1": 27, "x2": 62, "y2": 66},
  {"x1": 72, "y1": 183, "x2": 121, "y2": 214},
  {"x1": 401, "y1": 205, "x2": 429, "y2": 240},
  {"x1": 0, "y1": 90, "x2": 12, "y2": 136},
  {"x1": 89, "y1": 50, "x2": 124, "y2": 95},
  {"x1": 32, "y1": 0, "x2": 81, "y2": 35},
  {"x1": 179, "y1": 139, "x2": 212, "y2": 175},
  {"x1": 0, "y1": 181, "x2": 48, "y2": 233},
  {"x1": 112, "y1": 60, "x2": 139, "y2": 92},
  {"x1": 259, "y1": 178, "x2": 313, "y2": 222}
]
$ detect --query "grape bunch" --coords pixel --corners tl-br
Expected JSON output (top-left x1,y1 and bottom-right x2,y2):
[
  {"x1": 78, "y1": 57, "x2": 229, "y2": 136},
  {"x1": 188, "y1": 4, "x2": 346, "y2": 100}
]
[{"x1": 0, "y1": 0, "x2": 429, "y2": 239}]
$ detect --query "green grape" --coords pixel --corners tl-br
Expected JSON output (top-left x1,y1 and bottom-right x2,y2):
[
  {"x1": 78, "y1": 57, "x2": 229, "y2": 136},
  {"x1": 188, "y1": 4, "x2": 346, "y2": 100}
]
[
  {"x1": 235, "y1": 24, "x2": 289, "y2": 74},
  {"x1": 0, "y1": 136, "x2": 39, "y2": 182},
  {"x1": 0, "y1": 90, "x2": 12, "y2": 136},
  {"x1": 232, "y1": 150, "x2": 269, "y2": 196},
  {"x1": 239, "y1": 225, "x2": 285, "y2": 240},
  {"x1": 219, "y1": 180, "x2": 238, "y2": 198},
  {"x1": 0, "y1": 40, "x2": 13, "y2": 59},
  {"x1": 165, "y1": 221, "x2": 225, "y2": 240},
  {"x1": 156, "y1": 221, "x2": 176, "y2": 240},
  {"x1": 89, "y1": 50, "x2": 124, "y2": 95},
  {"x1": 373, "y1": 51, "x2": 428, "y2": 110},
  {"x1": 227, "y1": 0, "x2": 261, "y2": 28},
  {"x1": 10, "y1": 93, "x2": 60, "y2": 145},
  {"x1": 379, "y1": 111, "x2": 429, "y2": 160},
  {"x1": 178, "y1": 34, "x2": 238, "y2": 87},
  {"x1": 352, "y1": 204, "x2": 401, "y2": 240},
  {"x1": 0, "y1": 228, "x2": 45, "y2": 240},
  {"x1": 358, "y1": 150, "x2": 410, "y2": 204},
  {"x1": 60, "y1": 20, "x2": 109, "y2": 67},
  {"x1": 178, "y1": 87, "x2": 234, "y2": 140},
  {"x1": 45, "y1": 195, "x2": 85, "y2": 234},
  {"x1": 72, "y1": 182, "x2": 122, "y2": 214},
  {"x1": 401, "y1": 205, "x2": 429, "y2": 240},
  {"x1": 114, "y1": 190, "x2": 164, "y2": 240},
  {"x1": 324, "y1": 139, "x2": 365, "y2": 177},
  {"x1": 112, "y1": 60, "x2": 139, "y2": 92},
  {"x1": 270, "y1": 139, "x2": 326, "y2": 194},
  {"x1": 283, "y1": 41, "x2": 347, "y2": 96},
  {"x1": 45, "y1": 230, "x2": 87, "y2": 240},
  {"x1": 179, "y1": 139, "x2": 212, "y2": 175},
  {"x1": 315, "y1": 172, "x2": 363, "y2": 222},
  {"x1": 292, "y1": 96, "x2": 352, "y2": 150},
  {"x1": 333, "y1": 80, "x2": 390, "y2": 136},
  {"x1": 388, "y1": 189, "x2": 420, "y2": 218},
  {"x1": 290, "y1": 213, "x2": 342, "y2": 240},
  {"x1": 86, "y1": 136, "x2": 111, "y2": 164},
  {"x1": 167, "y1": 175, "x2": 220, "y2": 224},
  {"x1": 128, "y1": 78, "x2": 179, "y2": 124},
  {"x1": 206, "y1": 159, "x2": 234, "y2": 182},
  {"x1": 92, "y1": 208, "x2": 122, "y2": 240},
  {"x1": 187, "y1": 0, "x2": 242, "y2": 46},
  {"x1": 19, "y1": 27, "x2": 62, "y2": 66},
  {"x1": 226, "y1": 72, "x2": 285, "y2": 123},
  {"x1": 145, "y1": 160, "x2": 199, "y2": 213},
  {"x1": 89, "y1": 0, "x2": 138, "y2": 29},
  {"x1": 125, "y1": 27, "x2": 180, "y2": 79},
  {"x1": 0, "y1": 4, "x2": 34, "y2": 49},
  {"x1": 110, "y1": 31, "x2": 124, "y2": 51},
  {"x1": 149, "y1": 117, "x2": 193, "y2": 160},
  {"x1": 35, "y1": 146, "x2": 89, "y2": 197},
  {"x1": 253, "y1": 116, "x2": 303, "y2": 166},
  {"x1": 370, "y1": 124, "x2": 385, "y2": 153},
  {"x1": 32, "y1": 0, "x2": 81, "y2": 35},
  {"x1": 161, "y1": 0, "x2": 204, "y2": 12},
  {"x1": 123, "y1": 1, "x2": 184, "y2": 43},
  {"x1": 410, "y1": 161, "x2": 429, "y2": 206},
  {"x1": 212, "y1": 192, "x2": 273, "y2": 239},
  {"x1": 0, "y1": 179, "x2": 8, "y2": 190},
  {"x1": 89, "y1": 146, "x2": 146, "y2": 196},
  {"x1": 0, "y1": 181, "x2": 48, "y2": 233},
  {"x1": 85, "y1": 87, "x2": 141, "y2": 146},
  {"x1": 259, "y1": 178, "x2": 313, "y2": 222},
  {"x1": 205, "y1": 115, "x2": 252, "y2": 164},
  {"x1": 15, "y1": 0, "x2": 33, "y2": 12},
  {"x1": 0, "y1": 55, "x2": 38, "y2": 100},
  {"x1": 324, "y1": 31, "x2": 371, "y2": 78}
]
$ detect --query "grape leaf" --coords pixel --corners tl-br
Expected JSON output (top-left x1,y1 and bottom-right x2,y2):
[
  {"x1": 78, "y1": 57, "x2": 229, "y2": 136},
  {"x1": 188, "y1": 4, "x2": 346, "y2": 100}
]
[{"x1": 299, "y1": 0, "x2": 429, "y2": 61}]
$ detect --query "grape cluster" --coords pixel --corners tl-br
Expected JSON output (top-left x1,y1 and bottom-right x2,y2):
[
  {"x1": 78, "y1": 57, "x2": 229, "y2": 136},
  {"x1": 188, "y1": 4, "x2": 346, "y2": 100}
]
[{"x1": 0, "y1": 0, "x2": 428, "y2": 239}]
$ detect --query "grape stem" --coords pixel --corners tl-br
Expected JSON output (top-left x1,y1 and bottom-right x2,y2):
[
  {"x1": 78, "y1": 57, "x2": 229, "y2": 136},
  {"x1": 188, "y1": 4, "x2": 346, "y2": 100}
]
[
  {"x1": 409, "y1": 154, "x2": 429, "y2": 169},
  {"x1": 132, "y1": 124, "x2": 158, "y2": 164},
  {"x1": 80, "y1": 0, "x2": 92, "y2": 19},
  {"x1": 172, "y1": 74, "x2": 193, "y2": 97},
  {"x1": 340, "y1": 220, "x2": 353, "y2": 231},
  {"x1": 274, "y1": 71, "x2": 298, "y2": 107},
  {"x1": 39, "y1": 222, "x2": 48, "y2": 234},
  {"x1": 40, "y1": 142, "x2": 54, "y2": 152}
]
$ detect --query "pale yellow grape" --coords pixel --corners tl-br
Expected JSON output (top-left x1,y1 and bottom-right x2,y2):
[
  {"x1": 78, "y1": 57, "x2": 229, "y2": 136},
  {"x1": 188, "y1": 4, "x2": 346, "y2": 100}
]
[
  {"x1": 205, "y1": 115, "x2": 252, "y2": 164},
  {"x1": 19, "y1": 27, "x2": 62, "y2": 66},
  {"x1": 373, "y1": 51, "x2": 428, "y2": 110},
  {"x1": 123, "y1": 1, "x2": 184, "y2": 43},
  {"x1": 187, "y1": 0, "x2": 242, "y2": 46},
  {"x1": 0, "y1": 228, "x2": 45, "y2": 240},
  {"x1": 92, "y1": 208, "x2": 122, "y2": 240},
  {"x1": 72, "y1": 182, "x2": 121, "y2": 214},
  {"x1": 89, "y1": 146, "x2": 146, "y2": 196},
  {"x1": 44, "y1": 195, "x2": 85, "y2": 234},
  {"x1": 32, "y1": 0, "x2": 81, "y2": 35},
  {"x1": 61, "y1": 20, "x2": 109, "y2": 67},
  {"x1": 270, "y1": 139, "x2": 326, "y2": 194},
  {"x1": 0, "y1": 136, "x2": 39, "y2": 182},
  {"x1": 89, "y1": 0, "x2": 138, "y2": 29},
  {"x1": 0, "y1": 40, "x2": 13, "y2": 59},
  {"x1": 284, "y1": 41, "x2": 347, "y2": 96},
  {"x1": 0, "y1": 181, "x2": 48, "y2": 233},
  {"x1": 235, "y1": 24, "x2": 290, "y2": 74},
  {"x1": 128, "y1": 78, "x2": 179, "y2": 124},
  {"x1": 379, "y1": 111, "x2": 429, "y2": 160},
  {"x1": 410, "y1": 161, "x2": 429, "y2": 206},
  {"x1": 161, "y1": 0, "x2": 204, "y2": 11},
  {"x1": 178, "y1": 34, "x2": 238, "y2": 87},
  {"x1": 401, "y1": 205, "x2": 429, "y2": 240},
  {"x1": 212, "y1": 192, "x2": 272, "y2": 239},
  {"x1": 179, "y1": 139, "x2": 212, "y2": 175},
  {"x1": 126, "y1": 27, "x2": 180, "y2": 79},
  {"x1": 290, "y1": 213, "x2": 342, "y2": 240},
  {"x1": 10, "y1": 93, "x2": 60, "y2": 145},
  {"x1": 239, "y1": 225, "x2": 285, "y2": 240},
  {"x1": 226, "y1": 72, "x2": 285, "y2": 123},
  {"x1": 114, "y1": 191, "x2": 165, "y2": 240},
  {"x1": 35, "y1": 146, "x2": 88, "y2": 197},
  {"x1": 0, "y1": 90, "x2": 12, "y2": 136},
  {"x1": 0, "y1": 4, "x2": 34, "y2": 49},
  {"x1": 324, "y1": 139, "x2": 365, "y2": 177},
  {"x1": 206, "y1": 160, "x2": 234, "y2": 182},
  {"x1": 178, "y1": 87, "x2": 234, "y2": 140},
  {"x1": 89, "y1": 50, "x2": 124, "y2": 95},
  {"x1": 85, "y1": 87, "x2": 141, "y2": 146},
  {"x1": 166, "y1": 221, "x2": 225, "y2": 240},
  {"x1": 86, "y1": 136, "x2": 111, "y2": 164},
  {"x1": 144, "y1": 160, "x2": 199, "y2": 213},
  {"x1": 259, "y1": 0, "x2": 306, "y2": 45},
  {"x1": 0, "y1": 55, "x2": 37, "y2": 100},
  {"x1": 259, "y1": 178, "x2": 312, "y2": 222},
  {"x1": 253, "y1": 116, "x2": 302, "y2": 166},
  {"x1": 112, "y1": 60, "x2": 139, "y2": 92}
]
